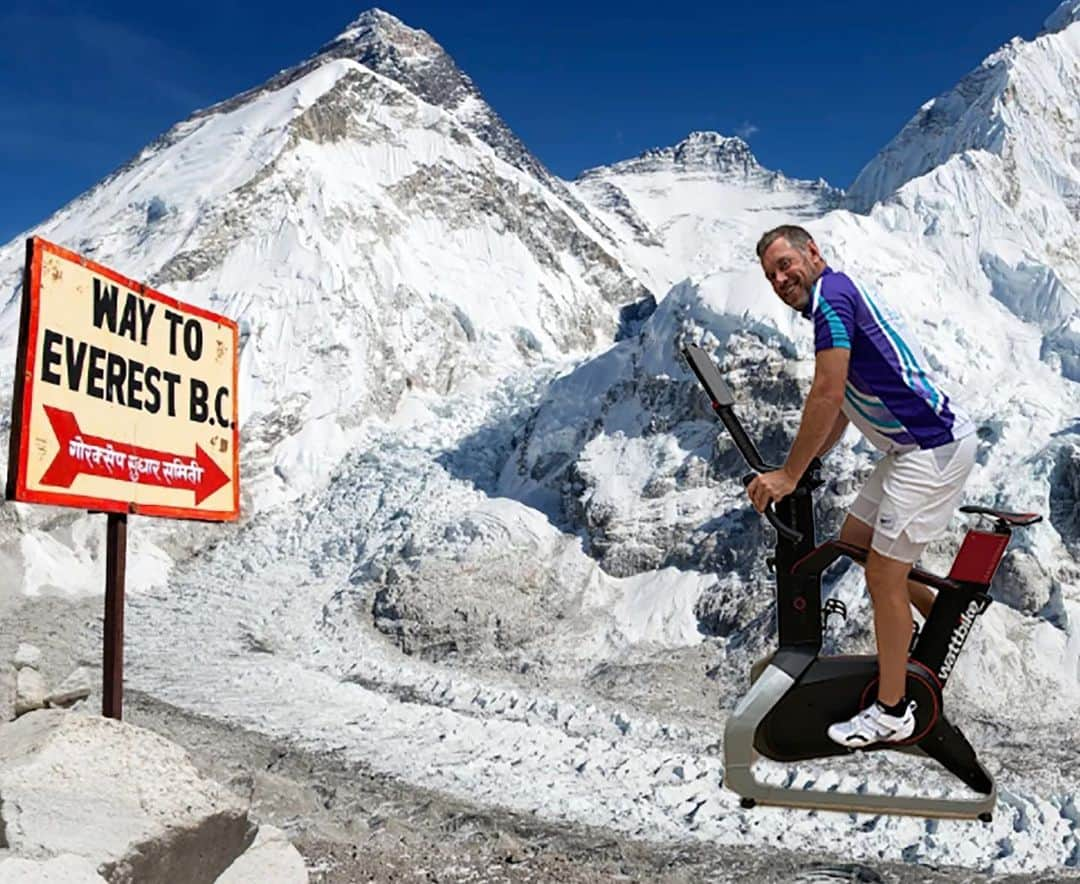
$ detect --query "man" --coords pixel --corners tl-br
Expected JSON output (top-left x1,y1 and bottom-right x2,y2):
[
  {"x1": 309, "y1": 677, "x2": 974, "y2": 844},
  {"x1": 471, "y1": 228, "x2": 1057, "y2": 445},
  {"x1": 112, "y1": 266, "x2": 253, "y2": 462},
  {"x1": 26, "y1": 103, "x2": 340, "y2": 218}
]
[{"x1": 748, "y1": 225, "x2": 977, "y2": 747}]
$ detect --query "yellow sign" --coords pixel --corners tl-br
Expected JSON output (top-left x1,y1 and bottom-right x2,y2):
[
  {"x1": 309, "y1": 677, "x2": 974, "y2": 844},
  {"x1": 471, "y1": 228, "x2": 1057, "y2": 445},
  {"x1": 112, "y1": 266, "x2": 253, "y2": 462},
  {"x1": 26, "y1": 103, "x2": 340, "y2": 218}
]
[{"x1": 6, "y1": 238, "x2": 239, "y2": 520}]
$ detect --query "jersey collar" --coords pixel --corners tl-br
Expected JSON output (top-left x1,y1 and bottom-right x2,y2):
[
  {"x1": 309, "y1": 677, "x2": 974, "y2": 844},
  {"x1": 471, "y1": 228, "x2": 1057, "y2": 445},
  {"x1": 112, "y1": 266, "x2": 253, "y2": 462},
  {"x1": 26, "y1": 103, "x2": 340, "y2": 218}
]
[{"x1": 801, "y1": 266, "x2": 833, "y2": 319}]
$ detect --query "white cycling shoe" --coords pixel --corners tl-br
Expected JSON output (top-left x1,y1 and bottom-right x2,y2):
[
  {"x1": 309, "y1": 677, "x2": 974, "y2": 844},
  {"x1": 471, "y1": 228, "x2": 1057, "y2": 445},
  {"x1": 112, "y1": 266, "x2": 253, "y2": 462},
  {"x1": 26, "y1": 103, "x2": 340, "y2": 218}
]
[{"x1": 827, "y1": 700, "x2": 917, "y2": 748}]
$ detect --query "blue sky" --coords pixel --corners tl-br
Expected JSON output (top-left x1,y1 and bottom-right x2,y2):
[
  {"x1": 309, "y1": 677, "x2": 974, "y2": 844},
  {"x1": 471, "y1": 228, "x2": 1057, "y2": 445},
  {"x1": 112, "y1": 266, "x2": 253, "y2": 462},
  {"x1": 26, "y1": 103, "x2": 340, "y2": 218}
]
[{"x1": 0, "y1": 0, "x2": 1049, "y2": 244}]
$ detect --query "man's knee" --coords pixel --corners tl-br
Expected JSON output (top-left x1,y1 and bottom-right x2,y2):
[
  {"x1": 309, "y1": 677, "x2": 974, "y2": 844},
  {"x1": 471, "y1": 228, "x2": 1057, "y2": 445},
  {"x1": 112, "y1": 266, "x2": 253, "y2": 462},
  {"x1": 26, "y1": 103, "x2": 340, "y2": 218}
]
[{"x1": 864, "y1": 550, "x2": 912, "y2": 599}]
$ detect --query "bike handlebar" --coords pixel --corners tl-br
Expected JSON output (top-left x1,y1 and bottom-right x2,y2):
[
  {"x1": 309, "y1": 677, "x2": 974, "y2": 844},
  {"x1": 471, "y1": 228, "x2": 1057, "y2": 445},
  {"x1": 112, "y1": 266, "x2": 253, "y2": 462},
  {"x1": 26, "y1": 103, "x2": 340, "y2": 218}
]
[
  {"x1": 741, "y1": 474, "x2": 804, "y2": 544},
  {"x1": 683, "y1": 344, "x2": 807, "y2": 546}
]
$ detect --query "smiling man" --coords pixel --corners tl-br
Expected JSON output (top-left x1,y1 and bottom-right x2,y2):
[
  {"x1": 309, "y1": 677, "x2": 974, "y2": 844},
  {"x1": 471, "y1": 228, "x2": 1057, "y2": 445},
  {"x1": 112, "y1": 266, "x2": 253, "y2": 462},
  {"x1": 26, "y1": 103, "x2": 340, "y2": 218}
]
[{"x1": 748, "y1": 224, "x2": 977, "y2": 747}]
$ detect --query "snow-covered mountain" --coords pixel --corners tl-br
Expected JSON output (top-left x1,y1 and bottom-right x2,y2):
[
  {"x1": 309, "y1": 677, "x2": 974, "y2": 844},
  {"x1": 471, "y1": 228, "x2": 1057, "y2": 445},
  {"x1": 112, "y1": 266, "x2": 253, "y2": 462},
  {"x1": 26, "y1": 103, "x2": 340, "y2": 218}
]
[
  {"x1": 0, "y1": 10, "x2": 650, "y2": 515},
  {"x1": 497, "y1": 3, "x2": 1080, "y2": 864},
  {"x1": 204, "y1": 9, "x2": 610, "y2": 237},
  {"x1": 845, "y1": 1, "x2": 1080, "y2": 379},
  {"x1": 573, "y1": 131, "x2": 840, "y2": 294},
  {"x1": 0, "y1": 4, "x2": 1078, "y2": 878},
  {"x1": 505, "y1": 1, "x2": 1080, "y2": 595}
]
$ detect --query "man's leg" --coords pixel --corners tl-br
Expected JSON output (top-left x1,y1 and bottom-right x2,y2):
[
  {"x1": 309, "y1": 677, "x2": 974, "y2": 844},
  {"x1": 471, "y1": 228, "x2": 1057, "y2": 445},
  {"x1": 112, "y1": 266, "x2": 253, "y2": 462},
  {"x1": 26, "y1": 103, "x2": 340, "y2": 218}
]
[
  {"x1": 827, "y1": 535, "x2": 920, "y2": 746},
  {"x1": 838, "y1": 515, "x2": 936, "y2": 619},
  {"x1": 864, "y1": 549, "x2": 916, "y2": 706}
]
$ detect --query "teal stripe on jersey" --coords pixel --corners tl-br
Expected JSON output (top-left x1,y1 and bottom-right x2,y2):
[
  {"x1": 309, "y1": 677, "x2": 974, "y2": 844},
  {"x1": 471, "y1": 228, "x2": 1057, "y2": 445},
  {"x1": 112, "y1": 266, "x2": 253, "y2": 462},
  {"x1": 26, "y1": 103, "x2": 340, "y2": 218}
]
[
  {"x1": 844, "y1": 388, "x2": 904, "y2": 430},
  {"x1": 859, "y1": 285, "x2": 941, "y2": 410},
  {"x1": 846, "y1": 385, "x2": 885, "y2": 407},
  {"x1": 819, "y1": 300, "x2": 851, "y2": 348},
  {"x1": 858, "y1": 285, "x2": 943, "y2": 411}
]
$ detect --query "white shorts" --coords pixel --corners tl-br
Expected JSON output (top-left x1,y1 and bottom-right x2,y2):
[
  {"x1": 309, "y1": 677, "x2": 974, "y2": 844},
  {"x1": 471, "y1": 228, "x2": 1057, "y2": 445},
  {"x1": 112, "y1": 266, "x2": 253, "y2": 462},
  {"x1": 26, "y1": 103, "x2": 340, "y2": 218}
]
[{"x1": 848, "y1": 433, "x2": 978, "y2": 563}]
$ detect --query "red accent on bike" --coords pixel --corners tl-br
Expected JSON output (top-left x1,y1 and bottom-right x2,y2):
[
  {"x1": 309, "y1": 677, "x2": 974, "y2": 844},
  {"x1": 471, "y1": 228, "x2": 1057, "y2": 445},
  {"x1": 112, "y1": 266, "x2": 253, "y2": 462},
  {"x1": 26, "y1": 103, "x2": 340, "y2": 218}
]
[{"x1": 947, "y1": 531, "x2": 1011, "y2": 585}]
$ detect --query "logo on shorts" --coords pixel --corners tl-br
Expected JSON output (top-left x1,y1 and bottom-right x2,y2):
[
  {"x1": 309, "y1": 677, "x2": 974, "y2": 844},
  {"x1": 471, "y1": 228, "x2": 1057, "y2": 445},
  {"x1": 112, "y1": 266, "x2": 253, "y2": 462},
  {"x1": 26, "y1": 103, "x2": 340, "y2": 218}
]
[{"x1": 878, "y1": 513, "x2": 896, "y2": 530}]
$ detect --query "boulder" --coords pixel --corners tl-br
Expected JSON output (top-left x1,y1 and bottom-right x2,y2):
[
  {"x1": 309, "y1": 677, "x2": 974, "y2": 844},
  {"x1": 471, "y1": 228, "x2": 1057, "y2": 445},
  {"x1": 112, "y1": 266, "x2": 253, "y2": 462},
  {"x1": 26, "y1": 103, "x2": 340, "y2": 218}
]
[
  {"x1": 14, "y1": 667, "x2": 47, "y2": 716},
  {"x1": 0, "y1": 853, "x2": 107, "y2": 882},
  {"x1": 215, "y1": 825, "x2": 308, "y2": 883},
  {"x1": 46, "y1": 666, "x2": 93, "y2": 708},
  {"x1": 0, "y1": 710, "x2": 253, "y2": 884},
  {"x1": 0, "y1": 664, "x2": 15, "y2": 722},
  {"x1": 13, "y1": 643, "x2": 42, "y2": 669}
]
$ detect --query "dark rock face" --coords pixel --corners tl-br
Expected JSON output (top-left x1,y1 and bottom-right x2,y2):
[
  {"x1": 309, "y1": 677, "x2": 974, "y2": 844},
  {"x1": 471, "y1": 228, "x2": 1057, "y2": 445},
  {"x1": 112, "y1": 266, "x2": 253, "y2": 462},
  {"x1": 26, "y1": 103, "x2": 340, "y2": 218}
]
[
  {"x1": 1042, "y1": 322, "x2": 1080, "y2": 383},
  {"x1": 313, "y1": 11, "x2": 618, "y2": 240},
  {"x1": 616, "y1": 295, "x2": 658, "y2": 341},
  {"x1": 502, "y1": 327, "x2": 810, "y2": 579},
  {"x1": 579, "y1": 131, "x2": 841, "y2": 208},
  {"x1": 318, "y1": 11, "x2": 543, "y2": 177},
  {"x1": 1050, "y1": 442, "x2": 1080, "y2": 553}
]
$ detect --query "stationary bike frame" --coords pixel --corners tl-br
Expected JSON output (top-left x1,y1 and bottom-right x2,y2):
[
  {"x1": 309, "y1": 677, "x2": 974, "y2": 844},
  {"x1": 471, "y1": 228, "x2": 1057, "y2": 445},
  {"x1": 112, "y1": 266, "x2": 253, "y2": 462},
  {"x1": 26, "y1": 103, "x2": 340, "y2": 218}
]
[{"x1": 684, "y1": 344, "x2": 1040, "y2": 819}]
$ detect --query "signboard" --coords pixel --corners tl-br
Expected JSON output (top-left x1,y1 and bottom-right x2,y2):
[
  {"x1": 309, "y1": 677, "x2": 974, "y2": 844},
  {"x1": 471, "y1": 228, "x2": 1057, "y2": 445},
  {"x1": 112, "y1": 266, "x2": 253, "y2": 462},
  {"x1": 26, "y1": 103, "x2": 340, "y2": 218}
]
[{"x1": 6, "y1": 238, "x2": 239, "y2": 520}]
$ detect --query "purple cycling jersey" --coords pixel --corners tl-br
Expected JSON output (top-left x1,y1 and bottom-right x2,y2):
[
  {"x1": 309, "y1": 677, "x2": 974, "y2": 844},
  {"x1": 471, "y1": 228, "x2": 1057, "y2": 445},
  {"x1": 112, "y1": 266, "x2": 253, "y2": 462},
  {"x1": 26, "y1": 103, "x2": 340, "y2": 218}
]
[{"x1": 801, "y1": 267, "x2": 973, "y2": 454}]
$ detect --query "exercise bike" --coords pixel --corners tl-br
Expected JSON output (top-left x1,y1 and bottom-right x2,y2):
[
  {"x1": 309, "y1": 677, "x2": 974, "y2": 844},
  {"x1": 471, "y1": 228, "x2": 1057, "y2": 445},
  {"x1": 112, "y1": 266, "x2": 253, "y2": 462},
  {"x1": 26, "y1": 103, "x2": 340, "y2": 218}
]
[{"x1": 683, "y1": 344, "x2": 1041, "y2": 820}]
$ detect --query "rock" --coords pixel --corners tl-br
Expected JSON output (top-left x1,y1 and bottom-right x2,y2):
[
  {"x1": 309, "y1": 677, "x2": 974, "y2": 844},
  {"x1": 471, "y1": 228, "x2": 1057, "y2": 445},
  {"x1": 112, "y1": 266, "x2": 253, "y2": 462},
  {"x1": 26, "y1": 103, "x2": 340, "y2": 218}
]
[
  {"x1": 215, "y1": 825, "x2": 309, "y2": 883},
  {"x1": 0, "y1": 853, "x2": 107, "y2": 882},
  {"x1": 14, "y1": 667, "x2": 48, "y2": 716},
  {"x1": 46, "y1": 666, "x2": 93, "y2": 708},
  {"x1": 13, "y1": 643, "x2": 42, "y2": 669},
  {"x1": 0, "y1": 664, "x2": 15, "y2": 722},
  {"x1": 495, "y1": 831, "x2": 529, "y2": 864},
  {"x1": 993, "y1": 550, "x2": 1053, "y2": 614},
  {"x1": 0, "y1": 709, "x2": 253, "y2": 884}
]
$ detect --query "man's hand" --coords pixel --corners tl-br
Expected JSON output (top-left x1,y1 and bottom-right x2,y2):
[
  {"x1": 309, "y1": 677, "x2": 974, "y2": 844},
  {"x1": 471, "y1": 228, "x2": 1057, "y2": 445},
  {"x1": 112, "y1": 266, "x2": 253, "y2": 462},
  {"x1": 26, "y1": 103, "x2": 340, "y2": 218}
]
[{"x1": 747, "y1": 469, "x2": 798, "y2": 512}]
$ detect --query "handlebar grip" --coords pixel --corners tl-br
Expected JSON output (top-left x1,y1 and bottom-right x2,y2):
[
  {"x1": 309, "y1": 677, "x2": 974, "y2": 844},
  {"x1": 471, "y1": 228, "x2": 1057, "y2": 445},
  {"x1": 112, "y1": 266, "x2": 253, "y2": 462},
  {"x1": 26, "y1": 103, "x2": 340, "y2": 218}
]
[
  {"x1": 764, "y1": 508, "x2": 803, "y2": 544},
  {"x1": 742, "y1": 473, "x2": 804, "y2": 544}
]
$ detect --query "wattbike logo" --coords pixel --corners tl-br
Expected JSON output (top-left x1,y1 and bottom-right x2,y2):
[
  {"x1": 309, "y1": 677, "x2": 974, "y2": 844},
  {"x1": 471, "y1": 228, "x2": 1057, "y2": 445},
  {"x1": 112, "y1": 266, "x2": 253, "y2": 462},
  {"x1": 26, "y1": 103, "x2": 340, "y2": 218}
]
[{"x1": 938, "y1": 599, "x2": 983, "y2": 680}]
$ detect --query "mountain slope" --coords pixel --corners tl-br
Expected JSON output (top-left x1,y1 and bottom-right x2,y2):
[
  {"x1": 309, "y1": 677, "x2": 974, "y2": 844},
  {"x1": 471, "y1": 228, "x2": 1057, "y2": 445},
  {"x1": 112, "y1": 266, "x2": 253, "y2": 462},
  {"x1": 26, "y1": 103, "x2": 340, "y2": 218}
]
[
  {"x1": 0, "y1": 48, "x2": 648, "y2": 516},
  {"x1": 573, "y1": 131, "x2": 840, "y2": 294},
  {"x1": 845, "y1": 3, "x2": 1080, "y2": 379}
]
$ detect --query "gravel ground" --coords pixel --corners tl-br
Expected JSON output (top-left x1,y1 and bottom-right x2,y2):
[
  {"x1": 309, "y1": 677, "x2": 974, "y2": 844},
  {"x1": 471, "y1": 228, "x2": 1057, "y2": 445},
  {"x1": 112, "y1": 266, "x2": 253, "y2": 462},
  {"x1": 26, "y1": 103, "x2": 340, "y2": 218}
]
[{"x1": 2, "y1": 594, "x2": 1077, "y2": 884}]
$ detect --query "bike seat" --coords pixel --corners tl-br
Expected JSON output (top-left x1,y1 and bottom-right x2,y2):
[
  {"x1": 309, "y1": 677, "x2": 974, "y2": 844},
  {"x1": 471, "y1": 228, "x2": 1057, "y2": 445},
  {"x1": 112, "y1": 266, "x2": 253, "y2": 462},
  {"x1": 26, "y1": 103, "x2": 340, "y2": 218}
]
[{"x1": 959, "y1": 505, "x2": 1042, "y2": 527}]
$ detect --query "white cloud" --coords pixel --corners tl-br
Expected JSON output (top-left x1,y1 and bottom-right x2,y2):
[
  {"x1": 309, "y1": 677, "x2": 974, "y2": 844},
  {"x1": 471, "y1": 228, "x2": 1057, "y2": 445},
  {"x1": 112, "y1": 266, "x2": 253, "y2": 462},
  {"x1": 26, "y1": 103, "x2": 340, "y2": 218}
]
[{"x1": 736, "y1": 121, "x2": 760, "y2": 139}]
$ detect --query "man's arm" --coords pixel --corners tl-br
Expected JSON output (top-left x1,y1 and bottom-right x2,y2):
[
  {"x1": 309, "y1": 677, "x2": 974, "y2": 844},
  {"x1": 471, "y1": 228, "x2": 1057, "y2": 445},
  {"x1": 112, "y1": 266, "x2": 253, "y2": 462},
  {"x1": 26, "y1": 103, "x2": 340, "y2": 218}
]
[
  {"x1": 783, "y1": 348, "x2": 850, "y2": 480},
  {"x1": 817, "y1": 410, "x2": 850, "y2": 458},
  {"x1": 746, "y1": 348, "x2": 850, "y2": 512}
]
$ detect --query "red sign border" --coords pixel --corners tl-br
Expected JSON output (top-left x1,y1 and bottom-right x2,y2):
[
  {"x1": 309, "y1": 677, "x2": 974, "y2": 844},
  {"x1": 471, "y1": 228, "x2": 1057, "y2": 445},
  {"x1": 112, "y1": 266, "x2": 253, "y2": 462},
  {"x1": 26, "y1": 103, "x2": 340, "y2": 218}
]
[{"x1": 5, "y1": 237, "x2": 240, "y2": 522}]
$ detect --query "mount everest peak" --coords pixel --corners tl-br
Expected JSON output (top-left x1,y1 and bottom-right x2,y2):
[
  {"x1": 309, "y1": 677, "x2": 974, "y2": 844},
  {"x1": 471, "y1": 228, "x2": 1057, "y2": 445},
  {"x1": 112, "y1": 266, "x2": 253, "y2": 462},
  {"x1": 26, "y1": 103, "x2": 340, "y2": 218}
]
[
  {"x1": 311, "y1": 7, "x2": 611, "y2": 237},
  {"x1": 573, "y1": 130, "x2": 841, "y2": 293},
  {"x1": 581, "y1": 131, "x2": 762, "y2": 178},
  {"x1": 317, "y1": 9, "x2": 541, "y2": 176}
]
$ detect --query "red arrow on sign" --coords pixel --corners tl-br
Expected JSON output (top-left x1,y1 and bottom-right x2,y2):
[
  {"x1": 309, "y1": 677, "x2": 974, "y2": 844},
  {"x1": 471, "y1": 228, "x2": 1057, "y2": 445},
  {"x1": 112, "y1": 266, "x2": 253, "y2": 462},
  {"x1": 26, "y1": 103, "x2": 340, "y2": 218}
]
[{"x1": 39, "y1": 406, "x2": 230, "y2": 505}]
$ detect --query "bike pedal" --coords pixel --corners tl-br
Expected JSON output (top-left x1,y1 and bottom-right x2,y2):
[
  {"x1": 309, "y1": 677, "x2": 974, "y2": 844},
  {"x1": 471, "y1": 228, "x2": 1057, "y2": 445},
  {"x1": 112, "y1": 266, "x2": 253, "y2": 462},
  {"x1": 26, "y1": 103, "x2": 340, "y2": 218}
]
[{"x1": 822, "y1": 598, "x2": 847, "y2": 627}]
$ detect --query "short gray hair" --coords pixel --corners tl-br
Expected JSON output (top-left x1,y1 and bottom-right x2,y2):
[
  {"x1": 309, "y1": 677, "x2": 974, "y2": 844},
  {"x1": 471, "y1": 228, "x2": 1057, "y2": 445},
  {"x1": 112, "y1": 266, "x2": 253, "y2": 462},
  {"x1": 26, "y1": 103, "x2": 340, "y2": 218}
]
[{"x1": 756, "y1": 225, "x2": 814, "y2": 260}]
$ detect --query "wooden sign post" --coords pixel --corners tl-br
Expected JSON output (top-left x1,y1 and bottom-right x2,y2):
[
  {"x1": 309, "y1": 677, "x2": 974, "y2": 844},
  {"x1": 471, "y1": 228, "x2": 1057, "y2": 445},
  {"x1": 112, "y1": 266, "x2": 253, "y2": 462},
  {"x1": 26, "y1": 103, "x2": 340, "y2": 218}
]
[{"x1": 5, "y1": 237, "x2": 240, "y2": 718}]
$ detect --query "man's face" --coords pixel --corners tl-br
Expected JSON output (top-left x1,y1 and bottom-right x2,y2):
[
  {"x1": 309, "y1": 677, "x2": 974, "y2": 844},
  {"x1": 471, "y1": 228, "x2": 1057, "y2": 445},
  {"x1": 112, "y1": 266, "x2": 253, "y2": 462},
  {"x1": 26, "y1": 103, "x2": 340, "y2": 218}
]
[{"x1": 761, "y1": 237, "x2": 823, "y2": 311}]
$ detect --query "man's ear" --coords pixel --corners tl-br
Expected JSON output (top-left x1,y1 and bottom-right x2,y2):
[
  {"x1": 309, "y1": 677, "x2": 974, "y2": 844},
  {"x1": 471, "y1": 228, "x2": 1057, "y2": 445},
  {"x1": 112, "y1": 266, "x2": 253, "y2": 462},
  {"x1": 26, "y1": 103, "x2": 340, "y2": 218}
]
[{"x1": 805, "y1": 239, "x2": 824, "y2": 265}]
